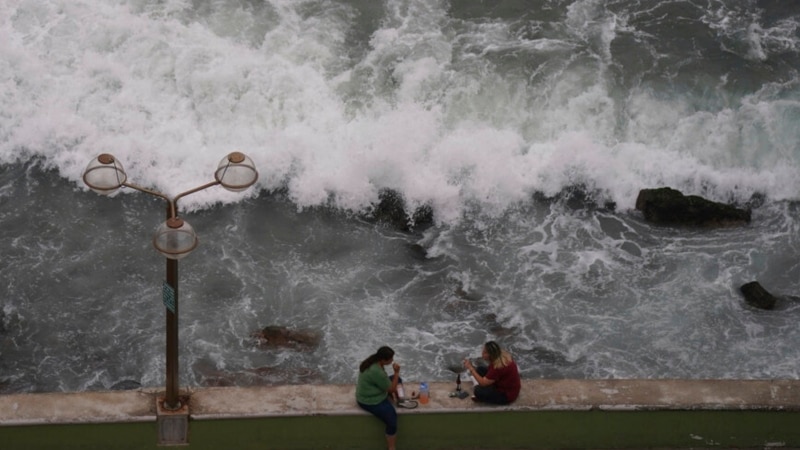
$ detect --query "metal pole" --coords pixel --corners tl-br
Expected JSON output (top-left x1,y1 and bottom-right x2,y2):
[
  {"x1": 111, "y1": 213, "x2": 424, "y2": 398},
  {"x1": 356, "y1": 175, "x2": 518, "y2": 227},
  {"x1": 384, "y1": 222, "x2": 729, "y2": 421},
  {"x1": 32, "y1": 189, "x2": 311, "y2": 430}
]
[
  {"x1": 83, "y1": 152, "x2": 257, "y2": 425},
  {"x1": 164, "y1": 208, "x2": 180, "y2": 410}
]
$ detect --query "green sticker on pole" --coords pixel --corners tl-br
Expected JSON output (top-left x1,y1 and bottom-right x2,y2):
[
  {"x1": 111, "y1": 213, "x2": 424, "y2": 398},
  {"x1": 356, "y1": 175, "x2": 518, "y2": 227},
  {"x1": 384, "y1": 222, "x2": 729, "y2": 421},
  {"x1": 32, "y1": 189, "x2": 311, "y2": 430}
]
[{"x1": 162, "y1": 282, "x2": 176, "y2": 313}]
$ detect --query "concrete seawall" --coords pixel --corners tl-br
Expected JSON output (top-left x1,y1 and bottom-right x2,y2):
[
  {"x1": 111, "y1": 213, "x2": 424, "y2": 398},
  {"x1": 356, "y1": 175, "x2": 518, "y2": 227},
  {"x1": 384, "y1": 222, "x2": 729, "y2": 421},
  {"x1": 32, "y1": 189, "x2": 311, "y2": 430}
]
[{"x1": 2, "y1": 379, "x2": 800, "y2": 449}]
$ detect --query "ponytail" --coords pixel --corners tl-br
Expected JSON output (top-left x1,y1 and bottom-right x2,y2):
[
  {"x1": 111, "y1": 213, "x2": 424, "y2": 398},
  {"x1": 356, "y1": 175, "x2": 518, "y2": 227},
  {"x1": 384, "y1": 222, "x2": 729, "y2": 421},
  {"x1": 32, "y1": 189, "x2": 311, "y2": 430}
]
[{"x1": 359, "y1": 346, "x2": 395, "y2": 373}]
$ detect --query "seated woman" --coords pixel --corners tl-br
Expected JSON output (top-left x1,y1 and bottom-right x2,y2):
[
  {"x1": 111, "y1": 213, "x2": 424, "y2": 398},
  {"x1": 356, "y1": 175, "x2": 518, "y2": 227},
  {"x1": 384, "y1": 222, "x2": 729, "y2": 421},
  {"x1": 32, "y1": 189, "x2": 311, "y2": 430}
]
[
  {"x1": 355, "y1": 346, "x2": 401, "y2": 450},
  {"x1": 463, "y1": 341, "x2": 521, "y2": 404}
]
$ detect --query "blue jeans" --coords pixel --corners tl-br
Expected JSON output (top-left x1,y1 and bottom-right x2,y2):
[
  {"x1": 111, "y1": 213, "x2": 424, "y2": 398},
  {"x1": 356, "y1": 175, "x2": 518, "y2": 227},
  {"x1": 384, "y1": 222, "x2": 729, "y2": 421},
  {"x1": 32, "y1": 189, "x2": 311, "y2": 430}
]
[{"x1": 357, "y1": 398, "x2": 397, "y2": 436}]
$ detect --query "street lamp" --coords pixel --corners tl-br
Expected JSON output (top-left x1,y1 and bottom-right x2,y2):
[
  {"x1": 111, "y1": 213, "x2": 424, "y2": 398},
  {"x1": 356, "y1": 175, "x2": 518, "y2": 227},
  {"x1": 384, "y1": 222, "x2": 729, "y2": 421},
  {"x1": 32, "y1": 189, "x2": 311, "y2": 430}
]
[{"x1": 83, "y1": 152, "x2": 258, "y2": 412}]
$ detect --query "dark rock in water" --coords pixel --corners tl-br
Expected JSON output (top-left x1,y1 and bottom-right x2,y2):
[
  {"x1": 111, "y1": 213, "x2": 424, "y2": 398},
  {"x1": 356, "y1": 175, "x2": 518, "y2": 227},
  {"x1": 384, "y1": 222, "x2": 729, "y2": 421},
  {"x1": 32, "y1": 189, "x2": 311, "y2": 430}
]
[
  {"x1": 740, "y1": 281, "x2": 777, "y2": 310},
  {"x1": 745, "y1": 192, "x2": 766, "y2": 210},
  {"x1": 110, "y1": 379, "x2": 142, "y2": 391},
  {"x1": 635, "y1": 187, "x2": 751, "y2": 227},
  {"x1": 441, "y1": 294, "x2": 484, "y2": 316},
  {"x1": 365, "y1": 188, "x2": 434, "y2": 232},
  {"x1": 534, "y1": 184, "x2": 616, "y2": 211},
  {"x1": 251, "y1": 325, "x2": 321, "y2": 351},
  {"x1": 192, "y1": 359, "x2": 234, "y2": 386},
  {"x1": 560, "y1": 185, "x2": 617, "y2": 211},
  {"x1": 454, "y1": 286, "x2": 482, "y2": 302},
  {"x1": 485, "y1": 313, "x2": 517, "y2": 337},
  {"x1": 530, "y1": 346, "x2": 572, "y2": 366},
  {"x1": 406, "y1": 243, "x2": 429, "y2": 261},
  {"x1": 619, "y1": 241, "x2": 642, "y2": 257}
]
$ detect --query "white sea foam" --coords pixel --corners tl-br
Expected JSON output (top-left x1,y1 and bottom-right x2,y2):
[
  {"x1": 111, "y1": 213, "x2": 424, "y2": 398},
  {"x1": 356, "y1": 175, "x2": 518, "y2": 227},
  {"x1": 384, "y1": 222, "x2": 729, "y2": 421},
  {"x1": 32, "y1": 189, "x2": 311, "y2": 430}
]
[{"x1": 2, "y1": 0, "x2": 799, "y2": 223}]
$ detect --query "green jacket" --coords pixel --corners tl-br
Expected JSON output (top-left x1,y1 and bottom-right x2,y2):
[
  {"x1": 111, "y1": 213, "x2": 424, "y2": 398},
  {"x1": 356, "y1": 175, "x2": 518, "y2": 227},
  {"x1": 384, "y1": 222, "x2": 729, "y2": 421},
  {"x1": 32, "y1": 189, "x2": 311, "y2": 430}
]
[{"x1": 356, "y1": 363, "x2": 391, "y2": 405}]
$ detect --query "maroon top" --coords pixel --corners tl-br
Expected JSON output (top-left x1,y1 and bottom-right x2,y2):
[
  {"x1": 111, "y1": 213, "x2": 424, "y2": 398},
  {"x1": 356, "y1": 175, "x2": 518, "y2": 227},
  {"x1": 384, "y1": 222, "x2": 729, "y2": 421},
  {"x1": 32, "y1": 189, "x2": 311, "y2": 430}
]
[{"x1": 486, "y1": 360, "x2": 521, "y2": 402}]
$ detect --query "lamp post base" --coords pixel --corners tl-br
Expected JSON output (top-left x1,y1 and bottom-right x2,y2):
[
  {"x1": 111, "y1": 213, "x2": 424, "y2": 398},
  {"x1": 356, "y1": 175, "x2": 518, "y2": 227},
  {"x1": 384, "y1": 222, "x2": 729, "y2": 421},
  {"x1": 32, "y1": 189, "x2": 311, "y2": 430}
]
[{"x1": 156, "y1": 396, "x2": 190, "y2": 446}]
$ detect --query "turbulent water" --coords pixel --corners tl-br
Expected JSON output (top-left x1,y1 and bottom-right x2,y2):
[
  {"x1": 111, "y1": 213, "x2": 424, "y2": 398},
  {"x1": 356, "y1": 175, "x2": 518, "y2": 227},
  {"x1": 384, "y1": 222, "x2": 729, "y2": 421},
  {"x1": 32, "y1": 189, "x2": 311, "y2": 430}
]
[{"x1": 2, "y1": 0, "x2": 800, "y2": 394}]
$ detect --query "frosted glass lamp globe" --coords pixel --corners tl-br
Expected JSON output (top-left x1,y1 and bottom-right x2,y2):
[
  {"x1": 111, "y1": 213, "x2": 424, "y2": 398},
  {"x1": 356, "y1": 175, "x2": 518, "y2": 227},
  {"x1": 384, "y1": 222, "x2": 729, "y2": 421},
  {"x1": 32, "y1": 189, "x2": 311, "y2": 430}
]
[
  {"x1": 83, "y1": 154, "x2": 127, "y2": 195},
  {"x1": 153, "y1": 217, "x2": 198, "y2": 260},
  {"x1": 215, "y1": 152, "x2": 258, "y2": 192}
]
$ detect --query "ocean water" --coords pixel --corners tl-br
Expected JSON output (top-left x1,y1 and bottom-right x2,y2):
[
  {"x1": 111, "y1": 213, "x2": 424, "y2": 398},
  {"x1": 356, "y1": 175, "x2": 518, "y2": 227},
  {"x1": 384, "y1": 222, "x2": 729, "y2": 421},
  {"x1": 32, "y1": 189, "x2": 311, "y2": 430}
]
[{"x1": 2, "y1": 0, "x2": 800, "y2": 393}]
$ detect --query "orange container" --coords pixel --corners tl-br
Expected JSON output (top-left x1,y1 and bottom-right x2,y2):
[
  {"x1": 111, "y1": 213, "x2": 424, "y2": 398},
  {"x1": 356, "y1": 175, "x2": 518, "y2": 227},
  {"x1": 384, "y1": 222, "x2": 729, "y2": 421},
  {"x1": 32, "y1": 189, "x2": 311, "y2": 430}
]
[
  {"x1": 419, "y1": 383, "x2": 430, "y2": 404},
  {"x1": 419, "y1": 391, "x2": 429, "y2": 404}
]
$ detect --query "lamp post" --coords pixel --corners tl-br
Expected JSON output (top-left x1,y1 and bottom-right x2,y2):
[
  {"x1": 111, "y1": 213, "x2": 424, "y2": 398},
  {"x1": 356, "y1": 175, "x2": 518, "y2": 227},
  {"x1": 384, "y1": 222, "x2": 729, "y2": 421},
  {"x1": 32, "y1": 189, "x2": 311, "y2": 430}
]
[{"x1": 83, "y1": 152, "x2": 258, "y2": 412}]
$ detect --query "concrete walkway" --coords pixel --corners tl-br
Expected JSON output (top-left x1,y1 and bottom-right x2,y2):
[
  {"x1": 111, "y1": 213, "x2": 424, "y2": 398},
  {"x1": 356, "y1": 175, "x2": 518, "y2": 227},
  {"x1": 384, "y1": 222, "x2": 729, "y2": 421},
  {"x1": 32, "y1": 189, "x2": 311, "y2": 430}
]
[
  {"x1": 2, "y1": 379, "x2": 800, "y2": 449},
  {"x1": 2, "y1": 379, "x2": 799, "y2": 424}
]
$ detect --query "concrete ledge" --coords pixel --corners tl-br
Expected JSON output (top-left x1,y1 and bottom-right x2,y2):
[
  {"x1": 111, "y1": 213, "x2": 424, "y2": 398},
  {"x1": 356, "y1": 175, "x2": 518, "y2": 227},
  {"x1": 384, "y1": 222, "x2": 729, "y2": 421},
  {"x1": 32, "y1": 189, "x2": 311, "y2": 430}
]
[
  {"x1": 2, "y1": 379, "x2": 800, "y2": 449},
  {"x1": 186, "y1": 379, "x2": 800, "y2": 420},
  {"x1": 0, "y1": 389, "x2": 157, "y2": 426},
  {"x1": 3, "y1": 379, "x2": 800, "y2": 423}
]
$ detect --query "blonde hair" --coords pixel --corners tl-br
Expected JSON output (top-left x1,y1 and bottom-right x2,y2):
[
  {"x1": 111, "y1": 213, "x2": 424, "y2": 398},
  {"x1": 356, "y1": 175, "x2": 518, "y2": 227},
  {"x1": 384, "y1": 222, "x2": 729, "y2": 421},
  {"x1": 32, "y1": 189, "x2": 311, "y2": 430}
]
[{"x1": 485, "y1": 341, "x2": 513, "y2": 369}]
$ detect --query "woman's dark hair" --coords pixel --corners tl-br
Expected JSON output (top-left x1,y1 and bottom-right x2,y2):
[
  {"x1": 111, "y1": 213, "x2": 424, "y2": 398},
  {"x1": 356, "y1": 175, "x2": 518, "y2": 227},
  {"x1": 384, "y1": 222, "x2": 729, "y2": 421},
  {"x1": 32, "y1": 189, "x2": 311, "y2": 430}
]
[{"x1": 359, "y1": 346, "x2": 395, "y2": 373}]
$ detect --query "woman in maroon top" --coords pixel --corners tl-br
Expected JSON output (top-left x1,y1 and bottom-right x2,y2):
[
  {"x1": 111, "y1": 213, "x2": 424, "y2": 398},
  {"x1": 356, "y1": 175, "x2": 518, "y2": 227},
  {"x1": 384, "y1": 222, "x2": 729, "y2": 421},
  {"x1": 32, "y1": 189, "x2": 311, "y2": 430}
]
[{"x1": 463, "y1": 341, "x2": 521, "y2": 404}]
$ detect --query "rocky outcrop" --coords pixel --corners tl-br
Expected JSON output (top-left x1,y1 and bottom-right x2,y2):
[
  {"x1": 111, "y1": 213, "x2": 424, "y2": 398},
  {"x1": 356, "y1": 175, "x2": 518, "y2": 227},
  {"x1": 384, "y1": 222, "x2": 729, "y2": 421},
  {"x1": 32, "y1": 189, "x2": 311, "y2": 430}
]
[
  {"x1": 364, "y1": 189, "x2": 434, "y2": 232},
  {"x1": 635, "y1": 187, "x2": 751, "y2": 227},
  {"x1": 534, "y1": 184, "x2": 617, "y2": 212}
]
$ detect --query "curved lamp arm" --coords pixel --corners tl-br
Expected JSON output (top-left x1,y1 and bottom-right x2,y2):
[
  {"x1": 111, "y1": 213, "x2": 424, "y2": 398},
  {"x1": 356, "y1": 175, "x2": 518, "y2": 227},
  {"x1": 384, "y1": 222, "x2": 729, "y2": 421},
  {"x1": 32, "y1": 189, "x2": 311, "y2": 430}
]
[{"x1": 83, "y1": 152, "x2": 259, "y2": 259}]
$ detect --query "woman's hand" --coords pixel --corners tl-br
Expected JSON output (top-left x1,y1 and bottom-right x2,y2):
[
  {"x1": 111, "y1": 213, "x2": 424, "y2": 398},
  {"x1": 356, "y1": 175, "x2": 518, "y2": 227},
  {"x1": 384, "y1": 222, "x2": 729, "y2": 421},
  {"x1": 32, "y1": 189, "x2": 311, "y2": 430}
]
[
  {"x1": 463, "y1": 358, "x2": 474, "y2": 371},
  {"x1": 392, "y1": 362, "x2": 400, "y2": 374}
]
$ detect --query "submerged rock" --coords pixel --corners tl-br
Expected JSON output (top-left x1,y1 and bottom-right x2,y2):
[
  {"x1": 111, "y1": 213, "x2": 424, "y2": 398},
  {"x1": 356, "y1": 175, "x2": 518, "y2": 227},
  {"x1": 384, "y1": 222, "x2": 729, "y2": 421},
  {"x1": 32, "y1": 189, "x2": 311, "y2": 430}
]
[
  {"x1": 405, "y1": 243, "x2": 429, "y2": 261},
  {"x1": 739, "y1": 281, "x2": 800, "y2": 311},
  {"x1": 740, "y1": 281, "x2": 778, "y2": 310},
  {"x1": 484, "y1": 313, "x2": 518, "y2": 338},
  {"x1": 251, "y1": 325, "x2": 321, "y2": 351},
  {"x1": 635, "y1": 187, "x2": 751, "y2": 227},
  {"x1": 193, "y1": 359, "x2": 322, "y2": 387}
]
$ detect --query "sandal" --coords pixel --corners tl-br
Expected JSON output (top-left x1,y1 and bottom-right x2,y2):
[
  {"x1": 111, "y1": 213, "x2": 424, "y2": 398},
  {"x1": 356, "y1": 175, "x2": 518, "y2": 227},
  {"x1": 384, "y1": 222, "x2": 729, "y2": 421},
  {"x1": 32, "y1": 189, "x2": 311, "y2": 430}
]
[{"x1": 396, "y1": 399, "x2": 418, "y2": 409}]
